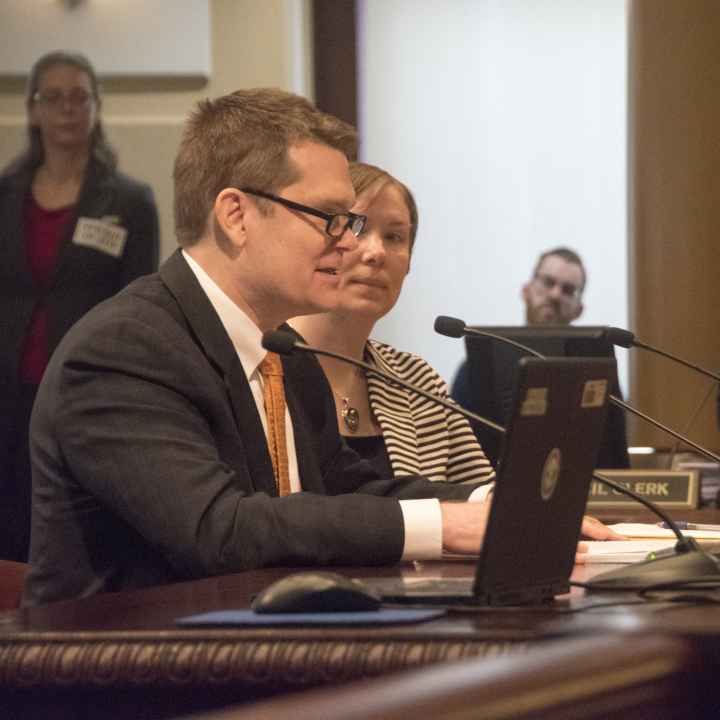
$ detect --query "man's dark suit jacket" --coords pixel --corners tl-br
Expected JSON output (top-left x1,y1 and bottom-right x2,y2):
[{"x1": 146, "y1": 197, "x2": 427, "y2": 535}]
[
  {"x1": 0, "y1": 159, "x2": 159, "y2": 562},
  {"x1": 23, "y1": 251, "x2": 474, "y2": 606}
]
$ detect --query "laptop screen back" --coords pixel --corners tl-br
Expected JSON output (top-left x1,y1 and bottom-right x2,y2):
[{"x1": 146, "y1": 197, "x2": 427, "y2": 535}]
[{"x1": 472, "y1": 356, "x2": 615, "y2": 604}]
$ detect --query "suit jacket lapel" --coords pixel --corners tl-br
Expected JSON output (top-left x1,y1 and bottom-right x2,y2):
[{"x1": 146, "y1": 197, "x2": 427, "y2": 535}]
[
  {"x1": 281, "y1": 345, "x2": 326, "y2": 494},
  {"x1": 160, "y1": 250, "x2": 278, "y2": 496}
]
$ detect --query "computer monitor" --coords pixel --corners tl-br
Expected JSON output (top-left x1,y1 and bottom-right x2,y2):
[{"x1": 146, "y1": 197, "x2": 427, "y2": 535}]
[{"x1": 452, "y1": 326, "x2": 630, "y2": 470}]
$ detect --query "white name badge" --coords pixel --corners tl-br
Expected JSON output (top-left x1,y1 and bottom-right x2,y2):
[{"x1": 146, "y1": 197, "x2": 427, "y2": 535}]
[{"x1": 72, "y1": 217, "x2": 128, "y2": 258}]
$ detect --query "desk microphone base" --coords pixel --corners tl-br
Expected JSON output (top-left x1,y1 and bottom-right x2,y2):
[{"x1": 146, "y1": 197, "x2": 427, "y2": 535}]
[{"x1": 586, "y1": 549, "x2": 720, "y2": 591}]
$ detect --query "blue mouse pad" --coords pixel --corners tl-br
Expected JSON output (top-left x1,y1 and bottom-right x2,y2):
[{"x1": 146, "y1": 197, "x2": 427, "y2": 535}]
[{"x1": 176, "y1": 608, "x2": 445, "y2": 626}]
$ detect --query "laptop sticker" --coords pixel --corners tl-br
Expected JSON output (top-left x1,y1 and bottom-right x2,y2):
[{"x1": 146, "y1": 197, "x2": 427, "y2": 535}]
[
  {"x1": 521, "y1": 387, "x2": 548, "y2": 416},
  {"x1": 581, "y1": 379, "x2": 608, "y2": 408}
]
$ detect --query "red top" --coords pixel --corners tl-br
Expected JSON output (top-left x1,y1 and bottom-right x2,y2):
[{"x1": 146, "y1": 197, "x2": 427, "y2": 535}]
[{"x1": 19, "y1": 194, "x2": 75, "y2": 384}]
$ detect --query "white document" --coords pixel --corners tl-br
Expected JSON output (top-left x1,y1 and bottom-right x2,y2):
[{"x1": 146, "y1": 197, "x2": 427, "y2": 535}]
[
  {"x1": 581, "y1": 539, "x2": 678, "y2": 564},
  {"x1": 608, "y1": 523, "x2": 720, "y2": 540}
]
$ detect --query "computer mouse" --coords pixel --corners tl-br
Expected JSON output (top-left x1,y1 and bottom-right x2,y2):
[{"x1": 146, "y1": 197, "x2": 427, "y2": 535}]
[{"x1": 251, "y1": 571, "x2": 382, "y2": 614}]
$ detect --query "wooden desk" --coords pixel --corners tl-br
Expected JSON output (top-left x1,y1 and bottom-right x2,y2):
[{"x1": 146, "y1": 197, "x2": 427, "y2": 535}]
[
  {"x1": 2, "y1": 561, "x2": 720, "y2": 718},
  {"x1": 199, "y1": 634, "x2": 707, "y2": 720}
]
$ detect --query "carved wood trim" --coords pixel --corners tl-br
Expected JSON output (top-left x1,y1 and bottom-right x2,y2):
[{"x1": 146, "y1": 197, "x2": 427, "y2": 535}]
[{"x1": 0, "y1": 634, "x2": 527, "y2": 690}]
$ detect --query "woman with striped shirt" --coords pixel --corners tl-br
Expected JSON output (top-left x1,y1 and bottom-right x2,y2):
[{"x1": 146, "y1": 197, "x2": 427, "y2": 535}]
[{"x1": 291, "y1": 162, "x2": 494, "y2": 485}]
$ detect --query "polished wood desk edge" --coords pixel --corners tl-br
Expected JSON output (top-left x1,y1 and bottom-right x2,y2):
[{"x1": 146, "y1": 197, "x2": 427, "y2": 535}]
[
  {"x1": 190, "y1": 633, "x2": 704, "y2": 720},
  {"x1": 0, "y1": 631, "x2": 528, "y2": 691},
  {"x1": 1, "y1": 610, "x2": 717, "y2": 693},
  {"x1": 1, "y1": 558, "x2": 719, "y2": 694}
]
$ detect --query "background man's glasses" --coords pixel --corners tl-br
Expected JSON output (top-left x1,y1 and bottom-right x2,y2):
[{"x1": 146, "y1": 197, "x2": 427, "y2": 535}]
[
  {"x1": 242, "y1": 188, "x2": 367, "y2": 238},
  {"x1": 534, "y1": 272, "x2": 582, "y2": 300},
  {"x1": 33, "y1": 89, "x2": 93, "y2": 110}
]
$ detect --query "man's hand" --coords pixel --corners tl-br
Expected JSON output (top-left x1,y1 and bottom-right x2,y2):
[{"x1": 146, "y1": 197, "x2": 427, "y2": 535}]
[
  {"x1": 440, "y1": 498, "x2": 492, "y2": 555},
  {"x1": 441, "y1": 504, "x2": 622, "y2": 558},
  {"x1": 576, "y1": 515, "x2": 624, "y2": 564},
  {"x1": 580, "y1": 515, "x2": 624, "y2": 541}
]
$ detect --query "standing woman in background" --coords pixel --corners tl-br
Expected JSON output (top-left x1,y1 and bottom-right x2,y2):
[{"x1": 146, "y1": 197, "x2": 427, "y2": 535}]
[
  {"x1": 291, "y1": 162, "x2": 495, "y2": 486},
  {"x1": 0, "y1": 51, "x2": 159, "y2": 561}
]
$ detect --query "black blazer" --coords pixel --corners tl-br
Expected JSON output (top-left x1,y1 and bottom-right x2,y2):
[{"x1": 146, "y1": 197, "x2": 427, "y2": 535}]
[
  {"x1": 23, "y1": 251, "x2": 474, "y2": 605},
  {"x1": 0, "y1": 161, "x2": 159, "y2": 457}
]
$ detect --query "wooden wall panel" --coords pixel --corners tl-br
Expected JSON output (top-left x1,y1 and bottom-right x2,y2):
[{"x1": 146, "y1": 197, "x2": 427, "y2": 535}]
[
  {"x1": 312, "y1": 0, "x2": 357, "y2": 129},
  {"x1": 629, "y1": 0, "x2": 720, "y2": 451}
]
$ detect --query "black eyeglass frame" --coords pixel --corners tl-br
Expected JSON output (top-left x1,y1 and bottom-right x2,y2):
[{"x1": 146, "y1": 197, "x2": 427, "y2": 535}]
[
  {"x1": 32, "y1": 89, "x2": 94, "y2": 109},
  {"x1": 533, "y1": 272, "x2": 583, "y2": 301},
  {"x1": 241, "y1": 188, "x2": 367, "y2": 238}
]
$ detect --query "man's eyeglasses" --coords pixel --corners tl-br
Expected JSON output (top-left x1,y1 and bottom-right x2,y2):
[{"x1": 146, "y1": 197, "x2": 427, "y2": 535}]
[
  {"x1": 33, "y1": 89, "x2": 93, "y2": 110},
  {"x1": 242, "y1": 189, "x2": 367, "y2": 239},
  {"x1": 534, "y1": 272, "x2": 582, "y2": 300}
]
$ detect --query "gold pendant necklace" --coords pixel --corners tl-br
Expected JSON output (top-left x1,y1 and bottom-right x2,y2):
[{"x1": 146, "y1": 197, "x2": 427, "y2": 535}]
[
  {"x1": 340, "y1": 397, "x2": 360, "y2": 433},
  {"x1": 333, "y1": 366, "x2": 365, "y2": 434}
]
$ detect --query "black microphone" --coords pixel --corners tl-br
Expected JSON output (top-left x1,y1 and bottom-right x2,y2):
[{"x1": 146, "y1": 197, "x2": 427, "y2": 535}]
[
  {"x1": 605, "y1": 327, "x2": 720, "y2": 383},
  {"x1": 264, "y1": 329, "x2": 677, "y2": 531},
  {"x1": 435, "y1": 315, "x2": 720, "y2": 590},
  {"x1": 435, "y1": 316, "x2": 720, "y2": 465},
  {"x1": 263, "y1": 330, "x2": 297, "y2": 355},
  {"x1": 261, "y1": 330, "x2": 505, "y2": 435},
  {"x1": 266, "y1": 328, "x2": 717, "y2": 588},
  {"x1": 435, "y1": 317, "x2": 693, "y2": 541}
]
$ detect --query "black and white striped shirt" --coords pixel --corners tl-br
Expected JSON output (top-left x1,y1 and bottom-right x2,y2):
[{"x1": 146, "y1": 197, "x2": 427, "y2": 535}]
[{"x1": 365, "y1": 340, "x2": 495, "y2": 485}]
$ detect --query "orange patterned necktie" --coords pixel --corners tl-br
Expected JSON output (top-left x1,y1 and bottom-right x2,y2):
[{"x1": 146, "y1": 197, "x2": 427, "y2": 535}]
[{"x1": 258, "y1": 352, "x2": 291, "y2": 496}]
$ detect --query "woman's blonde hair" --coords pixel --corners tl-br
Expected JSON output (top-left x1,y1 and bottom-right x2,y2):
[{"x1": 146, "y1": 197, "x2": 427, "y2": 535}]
[{"x1": 348, "y1": 162, "x2": 418, "y2": 252}]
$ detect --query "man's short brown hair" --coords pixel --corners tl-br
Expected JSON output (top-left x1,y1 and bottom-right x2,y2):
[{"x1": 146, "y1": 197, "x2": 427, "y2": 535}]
[
  {"x1": 532, "y1": 246, "x2": 587, "y2": 292},
  {"x1": 174, "y1": 88, "x2": 358, "y2": 247}
]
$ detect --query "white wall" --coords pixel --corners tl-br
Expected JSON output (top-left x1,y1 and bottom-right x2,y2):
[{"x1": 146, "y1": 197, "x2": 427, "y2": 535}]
[
  {"x1": 0, "y1": 0, "x2": 312, "y2": 262},
  {"x1": 0, "y1": 0, "x2": 211, "y2": 77},
  {"x1": 358, "y1": 0, "x2": 628, "y2": 390}
]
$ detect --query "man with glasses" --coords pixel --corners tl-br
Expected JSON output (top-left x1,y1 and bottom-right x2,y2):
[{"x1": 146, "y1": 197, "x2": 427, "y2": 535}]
[
  {"x1": 23, "y1": 88, "x2": 495, "y2": 605},
  {"x1": 522, "y1": 247, "x2": 586, "y2": 326},
  {"x1": 451, "y1": 247, "x2": 632, "y2": 470},
  {"x1": 450, "y1": 247, "x2": 587, "y2": 446}
]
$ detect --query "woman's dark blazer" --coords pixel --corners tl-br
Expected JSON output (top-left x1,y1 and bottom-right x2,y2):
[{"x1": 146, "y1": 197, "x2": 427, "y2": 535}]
[{"x1": 0, "y1": 160, "x2": 159, "y2": 456}]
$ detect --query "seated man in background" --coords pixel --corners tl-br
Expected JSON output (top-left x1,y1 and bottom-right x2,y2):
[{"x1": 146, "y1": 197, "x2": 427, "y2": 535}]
[
  {"x1": 451, "y1": 246, "x2": 586, "y2": 407},
  {"x1": 520, "y1": 246, "x2": 586, "y2": 326},
  {"x1": 451, "y1": 246, "x2": 629, "y2": 469},
  {"x1": 23, "y1": 88, "x2": 501, "y2": 606}
]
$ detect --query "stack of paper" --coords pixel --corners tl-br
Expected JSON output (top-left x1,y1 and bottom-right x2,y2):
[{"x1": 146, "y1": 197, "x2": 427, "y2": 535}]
[
  {"x1": 673, "y1": 454, "x2": 720, "y2": 507},
  {"x1": 580, "y1": 539, "x2": 678, "y2": 564},
  {"x1": 608, "y1": 523, "x2": 720, "y2": 541},
  {"x1": 582, "y1": 523, "x2": 720, "y2": 564}
]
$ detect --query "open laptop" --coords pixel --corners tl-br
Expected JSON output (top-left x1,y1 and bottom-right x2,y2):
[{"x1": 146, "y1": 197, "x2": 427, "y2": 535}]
[{"x1": 365, "y1": 356, "x2": 616, "y2": 606}]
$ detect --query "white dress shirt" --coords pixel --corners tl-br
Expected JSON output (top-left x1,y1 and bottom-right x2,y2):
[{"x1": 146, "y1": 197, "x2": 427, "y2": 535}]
[{"x1": 183, "y1": 251, "x2": 490, "y2": 560}]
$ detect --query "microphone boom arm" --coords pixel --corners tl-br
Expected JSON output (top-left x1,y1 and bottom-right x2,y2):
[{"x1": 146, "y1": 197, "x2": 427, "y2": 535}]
[
  {"x1": 456, "y1": 326, "x2": 720, "y2": 465},
  {"x1": 301, "y1": 344, "x2": 506, "y2": 435},
  {"x1": 262, "y1": 331, "x2": 506, "y2": 436},
  {"x1": 592, "y1": 471, "x2": 694, "y2": 550},
  {"x1": 267, "y1": 326, "x2": 705, "y2": 577},
  {"x1": 631, "y1": 338, "x2": 720, "y2": 383}
]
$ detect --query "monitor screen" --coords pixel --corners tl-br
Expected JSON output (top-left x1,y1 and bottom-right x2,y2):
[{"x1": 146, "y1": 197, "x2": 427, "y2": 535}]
[{"x1": 451, "y1": 326, "x2": 630, "y2": 470}]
